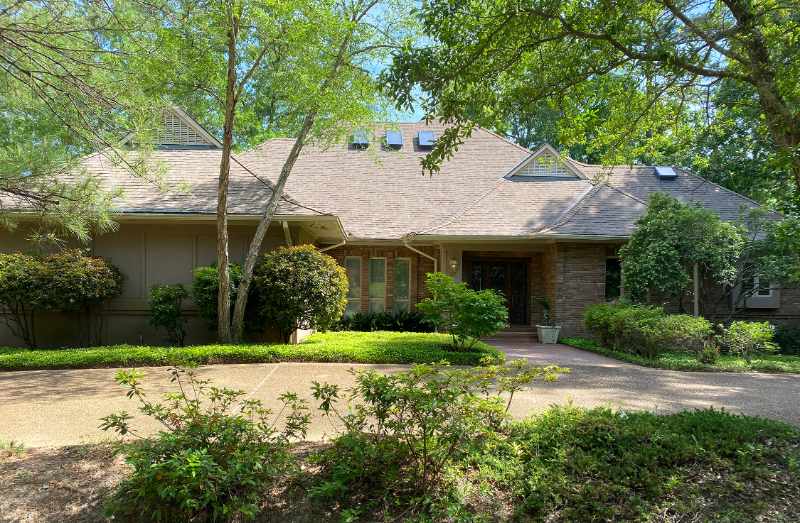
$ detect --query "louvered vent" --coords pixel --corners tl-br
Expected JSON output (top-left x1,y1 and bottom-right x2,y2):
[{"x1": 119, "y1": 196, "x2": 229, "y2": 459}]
[
  {"x1": 156, "y1": 114, "x2": 214, "y2": 146},
  {"x1": 519, "y1": 153, "x2": 573, "y2": 177}
]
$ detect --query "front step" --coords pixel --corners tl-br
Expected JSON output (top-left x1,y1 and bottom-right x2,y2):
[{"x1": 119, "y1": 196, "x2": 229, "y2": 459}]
[{"x1": 482, "y1": 326, "x2": 539, "y2": 342}]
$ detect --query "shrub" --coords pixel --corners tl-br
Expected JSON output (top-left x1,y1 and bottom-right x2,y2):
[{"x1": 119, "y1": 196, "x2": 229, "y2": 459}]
[
  {"x1": 191, "y1": 262, "x2": 264, "y2": 334},
  {"x1": 535, "y1": 297, "x2": 553, "y2": 325},
  {"x1": 698, "y1": 339, "x2": 721, "y2": 364},
  {"x1": 101, "y1": 364, "x2": 309, "y2": 522},
  {"x1": 0, "y1": 253, "x2": 46, "y2": 349},
  {"x1": 336, "y1": 310, "x2": 434, "y2": 333},
  {"x1": 416, "y1": 272, "x2": 509, "y2": 350},
  {"x1": 252, "y1": 245, "x2": 347, "y2": 342},
  {"x1": 310, "y1": 359, "x2": 564, "y2": 515},
  {"x1": 720, "y1": 321, "x2": 777, "y2": 363},
  {"x1": 774, "y1": 325, "x2": 800, "y2": 355},
  {"x1": 147, "y1": 284, "x2": 189, "y2": 347},
  {"x1": 583, "y1": 302, "x2": 713, "y2": 359},
  {"x1": 655, "y1": 314, "x2": 714, "y2": 354}
]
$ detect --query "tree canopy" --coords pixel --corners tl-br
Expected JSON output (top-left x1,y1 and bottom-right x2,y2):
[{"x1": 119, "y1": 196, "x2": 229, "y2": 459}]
[{"x1": 384, "y1": 0, "x2": 800, "y2": 211}]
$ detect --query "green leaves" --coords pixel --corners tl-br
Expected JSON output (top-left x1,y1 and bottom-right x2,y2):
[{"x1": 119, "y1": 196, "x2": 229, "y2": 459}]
[
  {"x1": 252, "y1": 245, "x2": 347, "y2": 342},
  {"x1": 147, "y1": 284, "x2": 190, "y2": 347},
  {"x1": 417, "y1": 272, "x2": 509, "y2": 349}
]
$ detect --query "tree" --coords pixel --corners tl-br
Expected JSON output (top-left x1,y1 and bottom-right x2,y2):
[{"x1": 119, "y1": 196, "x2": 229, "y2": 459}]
[
  {"x1": 384, "y1": 0, "x2": 800, "y2": 200},
  {"x1": 0, "y1": 0, "x2": 169, "y2": 243},
  {"x1": 145, "y1": 0, "x2": 414, "y2": 343},
  {"x1": 620, "y1": 193, "x2": 800, "y2": 321},
  {"x1": 416, "y1": 273, "x2": 509, "y2": 350},
  {"x1": 252, "y1": 245, "x2": 347, "y2": 342}
]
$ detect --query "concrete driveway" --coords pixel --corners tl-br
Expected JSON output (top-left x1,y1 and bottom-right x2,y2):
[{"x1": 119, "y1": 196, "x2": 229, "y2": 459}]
[{"x1": 2, "y1": 342, "x2": 800, "y2": 447}]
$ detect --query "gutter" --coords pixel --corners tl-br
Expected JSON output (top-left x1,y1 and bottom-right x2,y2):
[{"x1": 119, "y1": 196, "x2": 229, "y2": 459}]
[{"x1": 320, "y1": 240, "x2": 346, "y2": 252}]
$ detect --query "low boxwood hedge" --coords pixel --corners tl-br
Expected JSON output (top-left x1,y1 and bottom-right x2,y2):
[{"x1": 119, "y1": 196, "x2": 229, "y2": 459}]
[{"x1": 0, "y1": 332, "x2": 502, "y2": 371}]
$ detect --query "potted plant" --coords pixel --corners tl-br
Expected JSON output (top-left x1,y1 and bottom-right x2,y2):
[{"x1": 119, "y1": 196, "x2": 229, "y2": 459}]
[{"x1": 535, "y1": 298, "x2": 561, "y2": 344}]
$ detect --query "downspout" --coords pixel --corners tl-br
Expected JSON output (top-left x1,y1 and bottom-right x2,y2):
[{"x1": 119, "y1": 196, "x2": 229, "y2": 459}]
[
  {"x1": 282, "y1": 221, "x2": 293, "y2": 246},
  {"x1": 403, "y1": 240, "x2": 438, "y2": 273},
  {"x1": 693, "y1": 262, "x2": 700, "y2": 317},
  {"x1": 320, "y1": 240, "x2": 346, "y2": 252}
]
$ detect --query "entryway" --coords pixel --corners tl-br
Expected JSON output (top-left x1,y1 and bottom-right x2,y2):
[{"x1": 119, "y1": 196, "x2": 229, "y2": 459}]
[{"x1": 464, "y1": 256, "x2": 529, "y2": 325}]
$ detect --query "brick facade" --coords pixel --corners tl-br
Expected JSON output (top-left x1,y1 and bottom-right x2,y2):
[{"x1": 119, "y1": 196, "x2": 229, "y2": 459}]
[{"x1": 324, "y1": 244, "x2": 440, "y2": 314}]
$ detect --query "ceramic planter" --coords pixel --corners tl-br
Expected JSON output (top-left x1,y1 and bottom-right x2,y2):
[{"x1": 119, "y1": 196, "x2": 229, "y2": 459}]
[{"x1": 536, "y1": 325, "x2": 562, "y2": 344}]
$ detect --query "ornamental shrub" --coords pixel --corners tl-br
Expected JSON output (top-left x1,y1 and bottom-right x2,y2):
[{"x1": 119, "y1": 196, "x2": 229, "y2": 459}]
[
  {"x1": 0, "y1": 253, "x2": 47, "y2": 349},
  {"x1": 252, "y1": 245, "x2": 347, "y2": 342},
  {"x1": 417, "y1": 272, "x2": 509, "y2": 350},
  {"x1": 654, "y1": 314, "x2": 714, "y2": 354},
  {"x1": 34, "y1": 249, "x2": 126, "y2": 347},
  {"x1": 720, "y1": 321, "x2": 777, "y2": 363},
  {"x1": 101, "y1": 364, "x2": 309, "y2": 522},
  {"x1": 310, "y1": 360, "x2": 563, "y2": 513},
  {"x1": 191, "y1": 262, "x2": 264, "y2": 334},
  {"x1": 147, "y1": 284, "x2": 189, "y2": 347},
  {"x1": 774, "y1": 325, "x2": 800, "y2": 355},
  {"x1": 336, "y1": 310, "x2": 434, "y2": 333}
]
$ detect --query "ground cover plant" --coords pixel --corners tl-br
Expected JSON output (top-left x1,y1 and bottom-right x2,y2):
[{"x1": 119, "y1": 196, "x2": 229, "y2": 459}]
[
  {"x1": 0, "y1": 332, "x2": 502, "y2": 370},
  {"x1": 561, "y1": 337, "x2": 800, "y2": 374}
]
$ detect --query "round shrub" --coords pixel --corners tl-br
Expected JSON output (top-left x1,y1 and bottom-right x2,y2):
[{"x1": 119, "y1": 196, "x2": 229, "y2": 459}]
[
  {"x1": 191, "y1": 263, "x2": 264, "y2": 334},
  {"x1": 252, "y1": 245, "x2": 347, "y2": 342}
]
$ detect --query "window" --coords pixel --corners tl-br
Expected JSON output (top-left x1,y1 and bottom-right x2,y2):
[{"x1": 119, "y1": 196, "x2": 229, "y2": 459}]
[
  {"x1": 369, "y1": 258, "x2": 386, "y2": 313},
  {"x1": 605, "y1": 258, "x2": 621, "y2": 302},
  {"x1": 519, "y1": 152, "x2": 574, "y2": 177},
  {"x1": 393, "y1": 258, "x2": 411, "y2": 313},
  {"x1": 752, "y1": 275, "x2": 773, "y2": 297},
  {"x1": 344, "y1": 257, "x2": 361, "y2": 315}
]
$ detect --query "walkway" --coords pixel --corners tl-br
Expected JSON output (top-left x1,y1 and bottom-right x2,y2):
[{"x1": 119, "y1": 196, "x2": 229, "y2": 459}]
[{"x1": 2, "y1": 342, "x2": 799, "y2": 447}]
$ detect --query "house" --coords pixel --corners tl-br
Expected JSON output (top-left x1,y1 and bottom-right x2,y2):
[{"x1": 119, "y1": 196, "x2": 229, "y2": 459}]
[{"x1": 0, "y1": 108, "x2": 797, "y2": 348}]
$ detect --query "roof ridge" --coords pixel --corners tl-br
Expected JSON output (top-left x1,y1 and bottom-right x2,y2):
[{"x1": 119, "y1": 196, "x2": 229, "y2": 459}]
[
  {"x1": 542, "y1": 183, "x2": 602, "y2": 232},
  {"x1": 230, "y1": 154, "x2": 328, "y2": 216},
  {"x1": 416, "y1": 177, "x2": 508, "y2": 235}
]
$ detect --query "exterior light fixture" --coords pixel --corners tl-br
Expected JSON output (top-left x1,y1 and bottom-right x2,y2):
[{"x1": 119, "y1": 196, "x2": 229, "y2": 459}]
[{"x1": 449, "y1": 256, "x2": 459, "y2": 274}]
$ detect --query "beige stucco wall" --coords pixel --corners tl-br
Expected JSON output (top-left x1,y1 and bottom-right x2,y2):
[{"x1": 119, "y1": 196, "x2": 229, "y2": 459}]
[{"x1": 0, "y1": 220, "x2": 309, "y2": 349}]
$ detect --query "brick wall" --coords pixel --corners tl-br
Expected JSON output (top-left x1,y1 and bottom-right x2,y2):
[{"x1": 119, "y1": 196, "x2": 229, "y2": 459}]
[
  {"x1": 550, "y1": 243, "x2": 623, "y2": 336},
  {"x1": 324, "y1": 244, "x2": 439, "y2": 313}
]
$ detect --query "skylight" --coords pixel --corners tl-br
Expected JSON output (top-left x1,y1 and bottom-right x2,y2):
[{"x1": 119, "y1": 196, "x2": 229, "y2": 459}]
[
  {"x1": 352, "y1": 130, "x2": 369, "y2": 148},
  {"x1": 418, "y1": 131, "x2": 435, "y2": 149},
  {"x1": 386, "y1": 130, "x2": 403, "y2": 149},
  {"x1": 654, "y1": 166, "x2": 677, "y2": 181}
]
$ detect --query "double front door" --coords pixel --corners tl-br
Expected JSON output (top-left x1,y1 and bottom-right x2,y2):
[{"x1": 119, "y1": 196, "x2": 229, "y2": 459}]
[{"x1": 466, "y1": 258, "x2": 529, "y2": 325}]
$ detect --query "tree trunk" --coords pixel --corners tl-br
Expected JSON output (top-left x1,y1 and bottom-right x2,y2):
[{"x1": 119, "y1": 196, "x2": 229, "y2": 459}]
[
  {"x1": 229, "y1": 31, "x2": 353, "y2": 343},
  {"x1": 216, "y1": 6, "x2": 241, "y2": 344}
]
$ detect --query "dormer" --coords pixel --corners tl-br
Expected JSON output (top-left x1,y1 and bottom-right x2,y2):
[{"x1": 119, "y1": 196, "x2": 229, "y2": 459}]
[
  {"x1": 121, "y1": 107, "x2": 222, "y2": 148},
  {"x1": 504, "y1": 143, "x2": 585, "y2": 180}
]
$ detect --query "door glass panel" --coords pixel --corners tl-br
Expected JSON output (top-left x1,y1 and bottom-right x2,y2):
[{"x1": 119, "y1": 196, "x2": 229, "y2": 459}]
[
  {"x1": 470, "y1": 262, "x2": 482, "y2": 291},
  {"x1": 605, "y1": 258, "x2": 621, "y2": 302},
  {"x1": 345, "y1": 258, "x2": 361, "y2": 299},
  {"x1": 512, "y1": 263, "x2": 526, "y2": 324},
  {"x1": 489, "y1": 265, "x2": 506, "y2": 295},
  {"x1": 394, "y1": 259, "x2": 410, "y2": 300},
  {"x1": 369, "y1": 259, "x2": 386, "y2": 299}
]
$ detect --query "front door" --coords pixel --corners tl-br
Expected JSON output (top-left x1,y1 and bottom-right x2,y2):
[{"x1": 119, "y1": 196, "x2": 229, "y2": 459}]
[{"x1": 467, "y1": 259, "x2": 529, "y2": 325}]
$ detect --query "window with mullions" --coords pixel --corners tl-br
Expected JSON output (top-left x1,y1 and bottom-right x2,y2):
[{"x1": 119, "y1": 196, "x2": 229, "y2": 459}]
[
  {"x1": 344, "y1": 257, "x2": 361, "y2": 315},
  {"x1": 605, "y1": 258, "x2": 621, "y2": 302},
  {"x1": 368, "y1": 258, "x2": 386, "y2": 313},
  {"x1": 393, "y1": 258, "x2": 411, "y2": 313}
]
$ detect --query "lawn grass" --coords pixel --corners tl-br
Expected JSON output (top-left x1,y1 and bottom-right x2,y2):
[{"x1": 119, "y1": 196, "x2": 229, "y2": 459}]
[
  {"x1": 561, "y1": 336, "x2": 800, "y2": 374},
  {"x1": 463, "y1": 405, "x2": 800, "y2": 522},
  {"x1": 0, "y1": 331, "x2": 502, "y2": 371}
]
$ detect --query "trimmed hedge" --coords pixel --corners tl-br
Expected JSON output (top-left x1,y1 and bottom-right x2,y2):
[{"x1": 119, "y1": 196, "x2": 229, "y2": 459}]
[
  {"x1": 561, "y1": 337, "x2": 800, "y2": 374},
  {"x1": 0, "y1": 332, "x2": 502, "y2": 370}
]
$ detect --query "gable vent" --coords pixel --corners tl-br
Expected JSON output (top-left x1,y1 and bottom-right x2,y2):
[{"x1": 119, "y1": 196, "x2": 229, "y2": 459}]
[
  {"x1": 519, "y1": 152, "x2": 572, "y2": 177},
  {"x1": 654, "y1": 166, "x2": 677, "y2": 181},
  {"x1": 157, "y1": 114, "x2": 215, "y2": 146}
]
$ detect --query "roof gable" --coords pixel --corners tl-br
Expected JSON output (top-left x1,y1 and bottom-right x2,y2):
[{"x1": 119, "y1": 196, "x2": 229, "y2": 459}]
[
  {"x1": 122, "y1": 107, "x2": 222, "y2": 148},
  {"x1": 505, "y1": 143, "x2": 586, "y2": 180}
]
